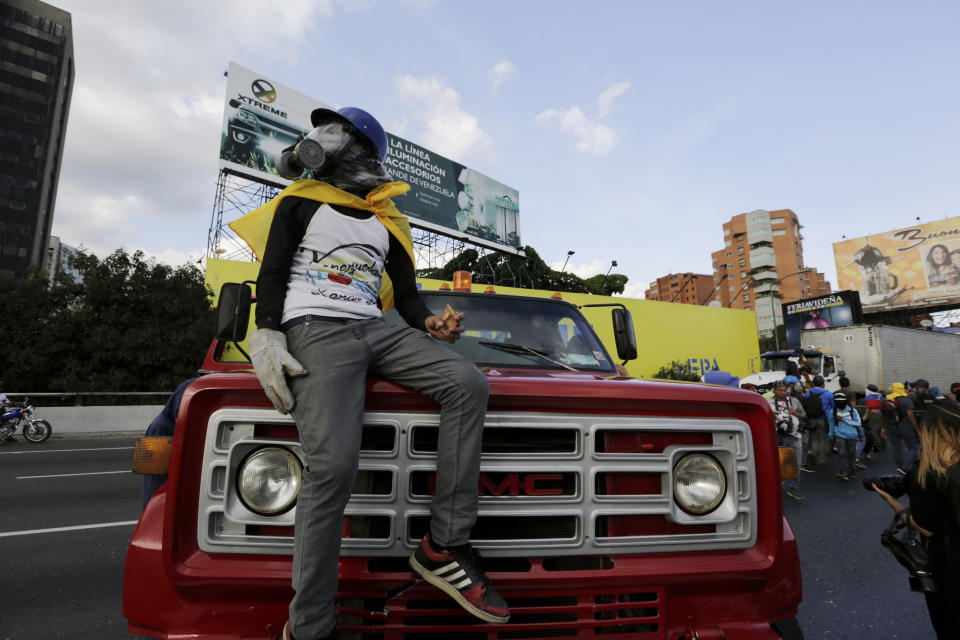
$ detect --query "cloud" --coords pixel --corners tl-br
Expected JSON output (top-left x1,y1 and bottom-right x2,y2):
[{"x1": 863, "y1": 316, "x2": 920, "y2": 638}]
[
  {"x1": 489, "y1": 60, "x2": 515, "y2": 90},
  {"x1": 393, "y1": 74, "x2": 495, "y2": 164},
  {"x1": 621, "y1": 281, "x2": 649, "y2": 299},
  {"x1": 535, "y1": 107, "x2": 618, "y2": 155},
  {"x1": 597, "y1": 80, "x2": 632, "y2": 118},
  {"x1": 548, "y1": 258, "x2": 611, "y2": 279},
  {"x1": 50, "y1": 0, "x2": 342, "y2": 259},
  {"x1": 535, "y1": 80, "x2": 631, "y2": 155}
]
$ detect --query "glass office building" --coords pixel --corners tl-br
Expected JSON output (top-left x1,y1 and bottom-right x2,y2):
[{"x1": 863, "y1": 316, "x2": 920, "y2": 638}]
[{"x1": 0, "y1": 0, "x2": 73, "y2": 278}]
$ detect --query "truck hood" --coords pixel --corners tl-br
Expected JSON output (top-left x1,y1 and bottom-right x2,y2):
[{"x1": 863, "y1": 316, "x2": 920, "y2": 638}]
[{"x1": 192, "y1": 369, "x2": 769, "y2": 416}]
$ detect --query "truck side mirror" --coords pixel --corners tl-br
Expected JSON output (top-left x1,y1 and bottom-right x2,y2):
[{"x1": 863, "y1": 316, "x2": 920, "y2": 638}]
[
  {"x1": 611, "y1": 308, "x2": 637, "y2": 362},
  {"x1": 216, "y1": 283, "x2": 252, "y2": 342}
]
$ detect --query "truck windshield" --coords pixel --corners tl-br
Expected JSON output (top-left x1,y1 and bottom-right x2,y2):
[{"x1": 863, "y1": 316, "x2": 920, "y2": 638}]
[
  {"x1": 761, "y1": 357, "x2": 790, "y2": 372},
  {"x1": 383, "y1": 292, "x2": 616, "y2": 373}
]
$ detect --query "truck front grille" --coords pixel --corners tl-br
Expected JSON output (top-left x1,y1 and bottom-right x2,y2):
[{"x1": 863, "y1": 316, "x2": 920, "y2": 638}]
[
  {"x1": 197, "y1": 410, "x2": 757, "y2": 557},
  {"x1": 337, "y1": 587, "x2": 665, "y2": 638}
]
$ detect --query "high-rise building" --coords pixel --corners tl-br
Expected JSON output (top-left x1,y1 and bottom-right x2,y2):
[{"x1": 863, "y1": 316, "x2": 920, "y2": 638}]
[
  {"x1": 708, "y1": 209, "x2": 831, "y2": 336},
  {"x1": 0, "y1": 0, "x2": 73, "y2": 278},
  {"x1": 811, "y1": 270, "x2": 832, "y2": 296},
  {"x1": 644, "y1": 272, "x2": 715, "y2": 305}
]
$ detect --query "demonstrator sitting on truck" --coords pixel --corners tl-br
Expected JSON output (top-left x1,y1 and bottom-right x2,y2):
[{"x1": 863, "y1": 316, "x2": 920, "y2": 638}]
[{"x1": 240, "y1": 106, "x2": 509, "y2": 640}]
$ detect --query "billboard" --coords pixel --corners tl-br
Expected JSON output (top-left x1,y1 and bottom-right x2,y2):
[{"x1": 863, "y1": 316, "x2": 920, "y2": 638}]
[
  {"x1": 833, "y1": 216, "x2": 960, "y2": 312},
  {"x1": 219, "y1": 62, "x2": 520, "y2": 251},
  {"x1": 781, "y1": 290, "x2": 863, "y2": 349}
]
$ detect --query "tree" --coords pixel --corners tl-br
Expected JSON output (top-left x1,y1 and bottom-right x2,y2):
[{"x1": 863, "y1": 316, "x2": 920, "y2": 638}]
[
  {"x1": 757, "y1": 325, "x2": 788, "y2": 354},
  {"x1": 417, "y1": 244, "x2": 628, "y2": 295},
  {"x1": 0, "y1": 249, "x2": 215, "y2": 393},
  {"x1": 652, "y1": 360, "x2": 701, "y2": 382}
]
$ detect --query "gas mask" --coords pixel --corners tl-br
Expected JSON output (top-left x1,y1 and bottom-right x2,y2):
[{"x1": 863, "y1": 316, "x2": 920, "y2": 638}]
[{"x1": 276, "y1": 122, "x2": 391, "y2": 195}]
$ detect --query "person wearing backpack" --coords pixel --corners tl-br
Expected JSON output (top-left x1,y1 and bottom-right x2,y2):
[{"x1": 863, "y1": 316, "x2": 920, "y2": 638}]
[
  {"x1": 863, "y1": 383, "x2": 885, "y2": 460},
  {"x1": 887, "y1": 382, "x2": 920, "y2": 474},
  {"x1": 800, "y1": 375, "x2": 835, "y2": 473},
  {"x1": 910, "y1": 378, "x2": 935, "y2": 424},
  {"x1": 831, "y1": 392, "x2": 862, "y2": 480}
]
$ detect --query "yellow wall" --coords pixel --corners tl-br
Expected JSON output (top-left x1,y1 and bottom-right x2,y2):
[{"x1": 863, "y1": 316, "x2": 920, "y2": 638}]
[{"x1": 206, "y1": 259, "x2": 760, "y2": 377}]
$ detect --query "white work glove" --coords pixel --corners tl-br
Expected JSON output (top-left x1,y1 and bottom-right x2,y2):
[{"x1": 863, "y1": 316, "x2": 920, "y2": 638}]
[{"x1": 248, "y1": 329, "x2": 308, "y2": 414}]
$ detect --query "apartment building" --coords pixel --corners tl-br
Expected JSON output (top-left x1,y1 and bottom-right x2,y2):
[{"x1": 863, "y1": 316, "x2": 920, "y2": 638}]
[
  {"x1": 708, "y1": 209, "x2": 831, "y2": 336},
  {"x1": 644, "y1": 272, "x2": 714, "y2": 305}
]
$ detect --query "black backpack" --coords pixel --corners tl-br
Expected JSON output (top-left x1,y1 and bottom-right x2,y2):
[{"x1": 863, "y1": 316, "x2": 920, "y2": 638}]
[
  {"x1": 802, "y1": 392, "x2": 824, "y2": 418},
  {"x1": 881, "y1": 399, "x2": 900, "y2": 425}
]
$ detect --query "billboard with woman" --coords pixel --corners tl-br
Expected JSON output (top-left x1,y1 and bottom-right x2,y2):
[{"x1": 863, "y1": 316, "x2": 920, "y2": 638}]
[{"x1": 833, "y1": 216, "x2": 960, "y2": 312}]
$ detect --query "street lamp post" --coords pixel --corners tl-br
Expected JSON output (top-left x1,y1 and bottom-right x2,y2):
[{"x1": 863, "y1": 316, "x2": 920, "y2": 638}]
[
  {"x1": 560, "y1": 250, "x2": 575, "y2": 274},
  {"x1": 766, "y1": 269, "x2": 813, "y2": 350},
  {"x1": 600, "y1": 260, "x2": 617, "y2": 292}
]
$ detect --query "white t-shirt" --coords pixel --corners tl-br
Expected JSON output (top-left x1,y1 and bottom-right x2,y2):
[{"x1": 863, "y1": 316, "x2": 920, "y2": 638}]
[{"x1": 281, "y1": 204, "x2": 390, "y2": 324}]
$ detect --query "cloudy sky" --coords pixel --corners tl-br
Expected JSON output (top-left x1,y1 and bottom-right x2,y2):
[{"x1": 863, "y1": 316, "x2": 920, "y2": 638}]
[{"x1": 51, "y1": 0, "x2": 960, "y2": 298}]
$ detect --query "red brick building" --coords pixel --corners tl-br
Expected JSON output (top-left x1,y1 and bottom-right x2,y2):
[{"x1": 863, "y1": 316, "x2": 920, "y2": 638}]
[{"x1": 645, "y1": 272, "x2": 716, "y2": 305}]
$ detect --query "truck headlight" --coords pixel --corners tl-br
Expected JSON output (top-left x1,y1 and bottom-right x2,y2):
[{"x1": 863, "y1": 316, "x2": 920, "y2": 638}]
[
  {"x1": 237, "y1": 447, "x2": 302, "y2": 515},
  {"x1": 673, "y1": 453, "x2": 726, "y2": 515}
]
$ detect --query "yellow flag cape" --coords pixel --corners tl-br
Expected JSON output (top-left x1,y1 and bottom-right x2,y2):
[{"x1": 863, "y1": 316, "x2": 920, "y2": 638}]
[{"x1": 228, "y1": 180, "x2": 414, "y2": 311}]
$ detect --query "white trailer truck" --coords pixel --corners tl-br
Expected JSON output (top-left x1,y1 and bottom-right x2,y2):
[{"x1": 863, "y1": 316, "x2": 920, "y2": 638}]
[{"x1": 800, "y1": 324, "x2": 960, "y2": 395}]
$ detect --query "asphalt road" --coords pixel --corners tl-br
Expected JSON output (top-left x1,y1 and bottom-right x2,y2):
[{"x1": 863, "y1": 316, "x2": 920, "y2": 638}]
[{"x1": 0, "y1": 436, "x2": 938, "y2": 639}]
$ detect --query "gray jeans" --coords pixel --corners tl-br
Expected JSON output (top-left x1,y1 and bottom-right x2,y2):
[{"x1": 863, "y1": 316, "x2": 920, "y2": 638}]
[
  {"x1": 802, "y1": 417, "x2": 831, "y2": 467},
  {"x1": 285, "y1": 317, "x2": 490, "y2": 638}
]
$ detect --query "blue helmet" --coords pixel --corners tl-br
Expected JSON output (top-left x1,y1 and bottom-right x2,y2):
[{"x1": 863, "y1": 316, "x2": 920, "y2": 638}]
[
  {"x1": 783, "y1": 375, "x2": 799, "y2": 385},
  {"x1": 311, "y1": 106, "x2": 389, "y2": 163}
]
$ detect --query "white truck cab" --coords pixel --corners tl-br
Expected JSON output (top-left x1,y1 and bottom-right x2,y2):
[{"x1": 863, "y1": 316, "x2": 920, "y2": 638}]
[{"x1": 742, "y1": 348, "x2": 843, "y2": 394}]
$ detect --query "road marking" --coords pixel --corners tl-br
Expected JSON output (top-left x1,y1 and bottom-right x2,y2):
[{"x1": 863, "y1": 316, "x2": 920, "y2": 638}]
[
  {"x1": 17, "y1": 470, "x2": 131, "y2": 479},
  {"x1": 0, "y1": 446, "x2": 135, "y2": 455},
  {"x1": 0, "y1": 520, "x2": 138, "y2": 538}
]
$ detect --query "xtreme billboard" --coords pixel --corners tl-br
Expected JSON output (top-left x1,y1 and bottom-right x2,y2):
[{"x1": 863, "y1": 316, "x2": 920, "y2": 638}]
[{"x1": 219, "y1": 62, "x2": 520, "y2": 251}]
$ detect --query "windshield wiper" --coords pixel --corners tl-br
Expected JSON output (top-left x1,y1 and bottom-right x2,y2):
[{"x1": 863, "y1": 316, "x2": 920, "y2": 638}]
[{"x1": 478, "y1": 341, "x2": 577, "y2": 371}]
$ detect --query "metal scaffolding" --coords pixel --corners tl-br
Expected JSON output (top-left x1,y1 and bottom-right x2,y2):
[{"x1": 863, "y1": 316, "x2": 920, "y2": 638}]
[
  {"x1": 206, "y1": 170, "x2": 279, "y2": 261},
  {"x1": 206, "y1": 171, "x2": 531, "y2": 286}
]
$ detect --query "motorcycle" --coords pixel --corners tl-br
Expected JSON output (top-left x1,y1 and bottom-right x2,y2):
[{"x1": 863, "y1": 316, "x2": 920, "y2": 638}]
[{"x1": 0, "y1": 397, "x2": 52, "y2": 443}]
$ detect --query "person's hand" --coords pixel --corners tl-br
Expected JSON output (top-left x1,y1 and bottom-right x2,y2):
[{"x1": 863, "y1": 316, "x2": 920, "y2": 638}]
[
  {"x1": 425, "y1": 311, "x2": 465, "y2": 343},
  {"x1": 871, "y1": 482, "x2": 905, "y2": 512},
  {"x1": 248, "y1": 328, "x2": 308, "y2": 414}
]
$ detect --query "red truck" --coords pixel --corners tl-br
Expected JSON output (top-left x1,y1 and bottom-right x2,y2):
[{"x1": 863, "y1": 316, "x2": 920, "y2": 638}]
[{"x1": 123, "y1": 284, "x2": 803, "y2": 639}]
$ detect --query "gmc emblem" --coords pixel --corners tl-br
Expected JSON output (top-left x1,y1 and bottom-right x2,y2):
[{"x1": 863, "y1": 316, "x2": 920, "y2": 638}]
[{"x1": 421, "y1": 472, "x2": 571, "y2": 496}]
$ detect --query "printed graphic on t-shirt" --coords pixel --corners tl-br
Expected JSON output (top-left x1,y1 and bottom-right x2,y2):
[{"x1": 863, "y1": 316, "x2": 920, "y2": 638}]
[{"x1": 297, "y1": 242, "x2": 384, "y2": 306}]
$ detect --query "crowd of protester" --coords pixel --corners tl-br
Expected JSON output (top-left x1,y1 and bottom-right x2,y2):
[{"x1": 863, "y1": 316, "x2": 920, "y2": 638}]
[{"x1": 748, "y1": 372, "x2": 955, "y2": 502}]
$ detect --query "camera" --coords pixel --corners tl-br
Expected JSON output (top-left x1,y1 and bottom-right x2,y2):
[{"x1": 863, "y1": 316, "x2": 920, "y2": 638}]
[{"x1": 864, "y1": 473, "x2": 908, "y2": 497}]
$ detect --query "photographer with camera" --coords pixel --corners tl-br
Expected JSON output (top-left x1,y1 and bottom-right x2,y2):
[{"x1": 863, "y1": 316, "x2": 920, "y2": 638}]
[
  {"x1": 768, "y1": 380, "x2": 807, "y2": 501},
  {"x1": 870, "y1": 399, "x2": 960, "y2": 638}
]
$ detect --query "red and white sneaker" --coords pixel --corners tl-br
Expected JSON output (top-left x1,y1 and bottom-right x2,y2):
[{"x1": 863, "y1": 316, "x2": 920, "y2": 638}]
[{"x1": 409, "y1": 534, "x2": 510, "y2": 623}]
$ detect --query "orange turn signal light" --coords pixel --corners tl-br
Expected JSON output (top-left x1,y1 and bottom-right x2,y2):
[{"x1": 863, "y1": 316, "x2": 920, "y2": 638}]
[
  {"x1": 453, "y1": 270, "x2": 472, "y2": 292},
  {"x1": 778, "y1": 446, "x2": 798, "y2": 481},
  {"x1": 132, "y1": 436, "x2": 173, "y2": 475},
  {"x1": 551, "y1": 292, "x2": 563, "y2": 299}
]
